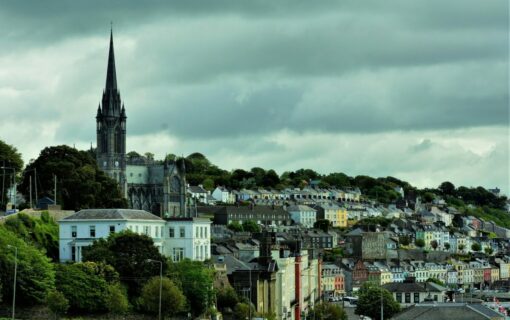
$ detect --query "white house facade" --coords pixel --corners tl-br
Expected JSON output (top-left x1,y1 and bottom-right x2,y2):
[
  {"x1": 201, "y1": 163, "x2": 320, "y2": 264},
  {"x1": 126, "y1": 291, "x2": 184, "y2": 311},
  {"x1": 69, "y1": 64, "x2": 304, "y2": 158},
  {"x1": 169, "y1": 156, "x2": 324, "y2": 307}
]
[
  {"x1": 163, "y1": 217, "x2": 212, "y2": 262},
  {"x1": 58, "y1": 209, "x2": 211, "y2": 263}
]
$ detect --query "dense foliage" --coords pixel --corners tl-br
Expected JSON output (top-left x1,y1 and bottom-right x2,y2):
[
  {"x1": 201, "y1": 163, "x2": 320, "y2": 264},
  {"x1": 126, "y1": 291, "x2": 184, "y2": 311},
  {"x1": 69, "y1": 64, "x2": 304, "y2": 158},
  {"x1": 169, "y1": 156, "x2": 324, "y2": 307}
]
[
  {"x1": 82, "y1": 231, "x2": 166, "y2": 297},
  {"x1": 3, "y1": 212, "x2": 59, "y2": 261},
  {"x1": 139, "y1": 276, "x2": 185, "y2": 316},
  {"x1": 355, "y1": 282, "x2": 400, "y2": 320},
  {"x1": 0, "y1": 226, "x2": 55, "y2": 304},
  {"x1": 55, "y1": 262, "x2": 121, "y2": 313},
  {"x1": 309, "y1": 302, "x2": 348, "y2": 320},
  {"x1": 19, "y1": 145, "x2": 126, "y2": 210},
  {"x1": 0, "y1": 140, "x2": 23, "y2": 209},
  {"x1": 167, "y1": 259, "x2": 215, "y2": 316}
]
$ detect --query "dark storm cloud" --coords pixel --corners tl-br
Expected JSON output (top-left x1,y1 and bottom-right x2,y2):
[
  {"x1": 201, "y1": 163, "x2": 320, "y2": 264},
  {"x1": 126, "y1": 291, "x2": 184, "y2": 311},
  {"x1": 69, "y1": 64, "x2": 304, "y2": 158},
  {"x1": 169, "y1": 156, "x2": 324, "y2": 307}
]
[{"x1": 0, "y1": 0, "x2": 508, "y2": 192}]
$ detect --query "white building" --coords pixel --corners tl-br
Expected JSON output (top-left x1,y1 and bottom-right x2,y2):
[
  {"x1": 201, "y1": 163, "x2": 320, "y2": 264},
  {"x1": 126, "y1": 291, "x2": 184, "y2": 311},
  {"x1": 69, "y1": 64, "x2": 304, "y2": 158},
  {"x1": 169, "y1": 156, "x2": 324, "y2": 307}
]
[
  {"x1": 212, "y1": 186, "x2": 234, "y2": 204},
  {"x1": 286, "y1": 205, "x2": 317, "y2": 228},
  {"x1": 164, "y1": 217, "x2": 212, "y2": 262},
  {"x1": 58, "y1": 209, "x2": 211, "y2": 263}
]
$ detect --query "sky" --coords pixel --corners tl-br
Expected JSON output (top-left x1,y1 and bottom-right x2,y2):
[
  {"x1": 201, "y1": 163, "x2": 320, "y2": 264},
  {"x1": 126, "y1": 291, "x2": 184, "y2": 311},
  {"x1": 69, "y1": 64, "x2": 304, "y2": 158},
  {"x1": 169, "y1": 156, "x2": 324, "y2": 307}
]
[{"x1": 0, "y1": 1, "x2": 508, "y2": 194}]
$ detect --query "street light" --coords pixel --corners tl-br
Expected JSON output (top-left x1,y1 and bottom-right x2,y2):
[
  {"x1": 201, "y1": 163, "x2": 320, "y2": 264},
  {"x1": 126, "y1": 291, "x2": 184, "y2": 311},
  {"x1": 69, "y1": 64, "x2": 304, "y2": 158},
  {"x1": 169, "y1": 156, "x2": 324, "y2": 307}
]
[
  {"x1": 7, "y1": 245, "x2": 17, "y2": 320},
  {"x1": 147, "y1": 259, "x2": 163, "y2": 320}
]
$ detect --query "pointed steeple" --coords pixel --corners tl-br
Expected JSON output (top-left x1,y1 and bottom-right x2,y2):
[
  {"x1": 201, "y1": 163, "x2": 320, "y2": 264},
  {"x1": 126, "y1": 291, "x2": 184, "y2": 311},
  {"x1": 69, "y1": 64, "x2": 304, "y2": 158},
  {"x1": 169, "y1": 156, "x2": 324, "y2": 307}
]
[{"x1": 105, "y1": 27, "x2": 117, "y2": 91}]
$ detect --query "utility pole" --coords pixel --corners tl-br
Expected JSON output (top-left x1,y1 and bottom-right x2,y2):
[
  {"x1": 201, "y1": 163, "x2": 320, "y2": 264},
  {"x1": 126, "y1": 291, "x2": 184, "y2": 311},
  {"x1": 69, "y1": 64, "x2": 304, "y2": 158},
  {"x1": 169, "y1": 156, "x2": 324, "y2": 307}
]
[
  {"x1": 2, "y1": 160, "x2": 5, "y2": 208},
  {"x1": 381, "y1": 287, "x2": 384, "y2": 320},
  {"x1": 54, "y1": 174, "x2": 57, "y2": 204},
  {"x1": 34, "y1": 168, "x2": 38, "y2": 207},
  {"x1": 29, "y1": 175, "x2": 32, "y2": 209}
]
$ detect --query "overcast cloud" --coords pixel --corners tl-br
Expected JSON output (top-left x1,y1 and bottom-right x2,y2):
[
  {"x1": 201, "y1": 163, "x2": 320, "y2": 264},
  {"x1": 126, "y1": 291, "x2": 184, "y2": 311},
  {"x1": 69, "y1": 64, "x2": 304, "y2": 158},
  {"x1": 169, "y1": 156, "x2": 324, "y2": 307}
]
[{"x1": 0, "y1": 0, "x2": 508, "y2": 193}]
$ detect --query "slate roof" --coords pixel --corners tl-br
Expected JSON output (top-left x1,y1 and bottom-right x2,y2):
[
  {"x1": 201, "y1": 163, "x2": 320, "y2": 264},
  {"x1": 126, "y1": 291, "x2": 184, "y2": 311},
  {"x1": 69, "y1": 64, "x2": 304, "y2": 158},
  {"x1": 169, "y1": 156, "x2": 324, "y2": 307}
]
[
  {"x1": 188, "y1": 186, "x2": 208, "y2": 194},
  {"x1": 392, "y1": 303, "x2": 504, "y2": 320},
  {"x1": 286, "y1": 205, "x2": 316, "y2": 212},
  {"x1": 383, "y1": 282, "x2": 446, "y2": 293},
  {"x1": 62, "y1": 209, "x2": 163, "y2": 221}
]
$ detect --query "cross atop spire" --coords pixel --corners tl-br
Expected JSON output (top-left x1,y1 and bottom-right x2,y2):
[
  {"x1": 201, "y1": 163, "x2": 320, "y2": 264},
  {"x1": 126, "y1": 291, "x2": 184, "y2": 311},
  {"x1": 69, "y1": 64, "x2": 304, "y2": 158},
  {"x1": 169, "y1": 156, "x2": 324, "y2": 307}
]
[{"x1": 105, "y1": 26, "x2": 117, "y2": 91}]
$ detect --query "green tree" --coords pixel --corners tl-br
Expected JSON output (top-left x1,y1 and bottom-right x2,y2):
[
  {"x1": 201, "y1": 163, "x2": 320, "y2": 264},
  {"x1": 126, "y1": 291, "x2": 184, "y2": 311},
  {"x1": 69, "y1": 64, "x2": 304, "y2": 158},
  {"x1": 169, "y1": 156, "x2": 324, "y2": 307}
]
[
  {"x1": 216, "y1": 286, "x2": 239, "y2": 311},
  {"x1": 233, "y1": 302, "x2": 255, "y2": 320},
  {"x1": 227, "y1": 221, "x2": 244, "y2": 232},
  {"x1": 422, "y1": 192, "x2": 435, "y2": 203},
  {"x1": 202, "y1": 178, "x2": 215, "y2": 191},
  {"x1": 82, "y1": 231, "x2": 166, "y2": 297},
  {"x1": 55, "y1": 262, "x2": 117, "y2": 312},
  {"x1": 426, "y1": 278, "x2": 445, "y2": 286},
  {"x1": 4, "y1": 212, "x2": 59, "y2": 261},
  {"x1": 355, "y1": 283, "x2": 400, "y2": 320},
  {"x1": 0, "y1": 226, "x2": 55, "y2": 304},
  {"x1": 415, "y1": 239, "x2": 425, "y2": 249},
  {"x1": 46, "y1": 290, "x2": 69, "y2": 319},
  {"x1": 106, "y1": 283, "x2": 129, "y2": 314},
  {"x1": 0, "y1": 140, "x2": 23, "y2": 208},
  {"x1": 458, "y1": 244, "x2": 465, "y2": 252},
  {"x1": 484, "y1": 247, "x2": 494, "y2": 255},
  {"x1": 19, "y1": 145, "x2": 126, "y2": 210},
  {"x1": 242, "y1": 220, "x2": 261, "y2": 233},
  {"x1": 438, "y1": 181, "x2": 456, "y2": 196},
  {"x1": 430, "y1": 240, "x2": 438, "y2": 250},
  {"x1": 262, "y1": 169, "x2": 280, "y2": 188},
  {"x1": 471, "y1": 243, "x2": 481, "y2": 252},
  {"x1": 322, "y1": 172, "x2": 351, "y2": 188},
  {"x1": 399, "y1": 236, "x2": 411, "y2": 246},
  {"x1": 314, "y1": 219, "x2": 332, "y2": 233},
  {"x1": 310, "y1": 302, "x2": 348, "y2": 320},
  {"x1": 444, "y1": 243, "x2": 451, "y2": 251},
  {"x1": 168, "y1": 259, "x2": 215, "y2": 316},
  {"x1": 139, "y1": 276, "x2": 185, "y2": 316}
]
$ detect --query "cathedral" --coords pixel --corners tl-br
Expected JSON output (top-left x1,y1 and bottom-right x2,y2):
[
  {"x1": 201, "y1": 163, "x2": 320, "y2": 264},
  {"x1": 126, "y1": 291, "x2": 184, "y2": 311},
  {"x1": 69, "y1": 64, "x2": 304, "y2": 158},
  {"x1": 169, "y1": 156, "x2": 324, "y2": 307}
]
[{"x1": 95, "y1": 30, "x2": 188, "y2": 217}]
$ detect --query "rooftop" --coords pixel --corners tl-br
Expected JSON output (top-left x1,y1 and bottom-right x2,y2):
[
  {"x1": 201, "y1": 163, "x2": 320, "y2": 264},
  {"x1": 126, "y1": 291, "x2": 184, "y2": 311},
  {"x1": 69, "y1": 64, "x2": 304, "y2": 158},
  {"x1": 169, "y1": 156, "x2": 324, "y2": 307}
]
[{"x1": 62, "y1": 209, "x2": 163, "y2": 221}]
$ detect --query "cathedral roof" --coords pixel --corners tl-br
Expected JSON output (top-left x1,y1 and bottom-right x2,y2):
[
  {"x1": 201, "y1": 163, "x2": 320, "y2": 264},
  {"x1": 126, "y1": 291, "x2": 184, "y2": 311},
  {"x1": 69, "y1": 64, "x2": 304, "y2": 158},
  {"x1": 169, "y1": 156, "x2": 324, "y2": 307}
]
[{"x1": 105, "y1": 29, "x2": 117, "y2": 91}]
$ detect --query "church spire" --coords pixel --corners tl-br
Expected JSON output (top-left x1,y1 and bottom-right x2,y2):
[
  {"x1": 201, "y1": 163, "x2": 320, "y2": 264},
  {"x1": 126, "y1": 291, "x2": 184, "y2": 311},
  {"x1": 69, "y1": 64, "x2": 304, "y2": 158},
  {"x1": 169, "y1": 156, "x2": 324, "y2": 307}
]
[{"x1": 105, "y1": 27, "x2": 117, "y2": 91}]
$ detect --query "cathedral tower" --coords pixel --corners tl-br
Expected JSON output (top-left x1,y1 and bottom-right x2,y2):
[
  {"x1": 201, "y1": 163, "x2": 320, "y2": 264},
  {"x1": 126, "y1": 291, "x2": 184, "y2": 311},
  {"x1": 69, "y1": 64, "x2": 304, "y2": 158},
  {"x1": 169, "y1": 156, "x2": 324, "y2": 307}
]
[{"x1": 96, "y1": 30, "x2": 127, "y2": 195}]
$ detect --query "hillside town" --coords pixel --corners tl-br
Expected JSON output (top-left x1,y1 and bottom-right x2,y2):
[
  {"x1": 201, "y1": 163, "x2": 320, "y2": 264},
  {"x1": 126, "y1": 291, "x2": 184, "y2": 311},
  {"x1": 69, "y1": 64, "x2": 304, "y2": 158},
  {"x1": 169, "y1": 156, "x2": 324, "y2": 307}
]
[{"x1": 1, "y1": 2, "x2": 508, "y2": 319}]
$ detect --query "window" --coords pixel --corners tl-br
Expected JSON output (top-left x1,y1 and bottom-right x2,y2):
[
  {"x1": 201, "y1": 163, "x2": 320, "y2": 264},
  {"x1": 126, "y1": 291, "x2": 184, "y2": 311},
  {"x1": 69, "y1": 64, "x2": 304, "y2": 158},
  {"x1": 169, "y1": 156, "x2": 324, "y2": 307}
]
[
  {"x1": 405, "y1": 293, "x2": 411, "y2": 303},
  {"x1": 71, "y1": 226, "x2": 77, "y2": 238},
  {"x1": 173, "y1": 248, "x2": 184, "y2": 262},
  {"x1": 196, "y1": 226, "x2": 199, "y2": 238},
  {"x1": 204, "y1": 227, "x2": 208, "y2": 239},
  {"x1": 155, "y1": 226, "x2": 159, "y2": 238},
  {"x1": 135, "y1": 225, "x2": 139, "y2": 233},
  {"x1": 71, "y1": 246, "x2": 76, "y2": 261},
  {"x1": 89, "y1": 225, "x2": 96, "y2": 237},
  {"x1": 200, "y1": 227, "x2": 203, "y2": 238},
  {"x1": 144, "y1": 226, "x2": 149, "y2": 235},
  {"x1": 109, "y1": 225, "x2": 115, "y2": 234},
  {"x1": 195, "y1": 246, "x2": 199, "y2": 259},
  {"x1": 169, "y1": 227, "x2": 175, "y2": 238},
  {"x1": 180, "y1": 226, "x2": 185, "y2": 238},
  {"x1": 414, "y1": 293, "x2": 420, "y2": 303}
]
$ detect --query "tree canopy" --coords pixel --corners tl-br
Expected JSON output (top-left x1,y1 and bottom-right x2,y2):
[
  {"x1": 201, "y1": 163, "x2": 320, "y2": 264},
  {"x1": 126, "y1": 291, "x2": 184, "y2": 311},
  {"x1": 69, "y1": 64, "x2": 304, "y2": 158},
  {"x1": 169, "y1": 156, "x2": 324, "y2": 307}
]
[
  {"x1": 167, "y1": 259, "x2": 215, "y2": 316},
  {"x1": 0, "y1": 140, "x2": 23, "y2": 208},
  {"x1": 82, "y1": 231, "x2": 165, "y2": 297},
  {"x1": 139, "y1": 276, "x2": 185, "y2": 316},
  {"x1": 19, "y1": 145, "x2": 126, "y2": 210},
  {"x1": 0, "y1": 225, "x2": 55, "y2": 304},
  {"x1": 355, "y1": 282, "x2": 400, "y2": 320}
]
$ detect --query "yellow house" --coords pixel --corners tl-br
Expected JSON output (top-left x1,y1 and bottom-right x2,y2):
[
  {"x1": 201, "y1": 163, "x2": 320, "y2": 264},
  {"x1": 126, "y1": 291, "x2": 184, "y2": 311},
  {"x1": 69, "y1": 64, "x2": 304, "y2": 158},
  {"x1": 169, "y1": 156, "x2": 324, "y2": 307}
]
[
  {"x1": 336, "y1": 207, "x2": 348, "y2": 228},
  {"x1": 491, "y1": 266, "x2": 500, "y2": 283}
]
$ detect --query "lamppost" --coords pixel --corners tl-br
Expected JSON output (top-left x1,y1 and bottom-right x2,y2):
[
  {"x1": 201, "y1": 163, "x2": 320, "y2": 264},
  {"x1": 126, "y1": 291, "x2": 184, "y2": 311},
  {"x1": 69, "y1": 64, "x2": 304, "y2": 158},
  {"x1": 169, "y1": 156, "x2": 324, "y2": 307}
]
[
  {"x1": 7, "y1": 245, "x2": 17, "y2": 320},
  {"x1": 238, "y1": 260, "x2": 252, "y2": 320},
  {"x1": 147, "y1": 259, "x2": 163, "y2": 320}
]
